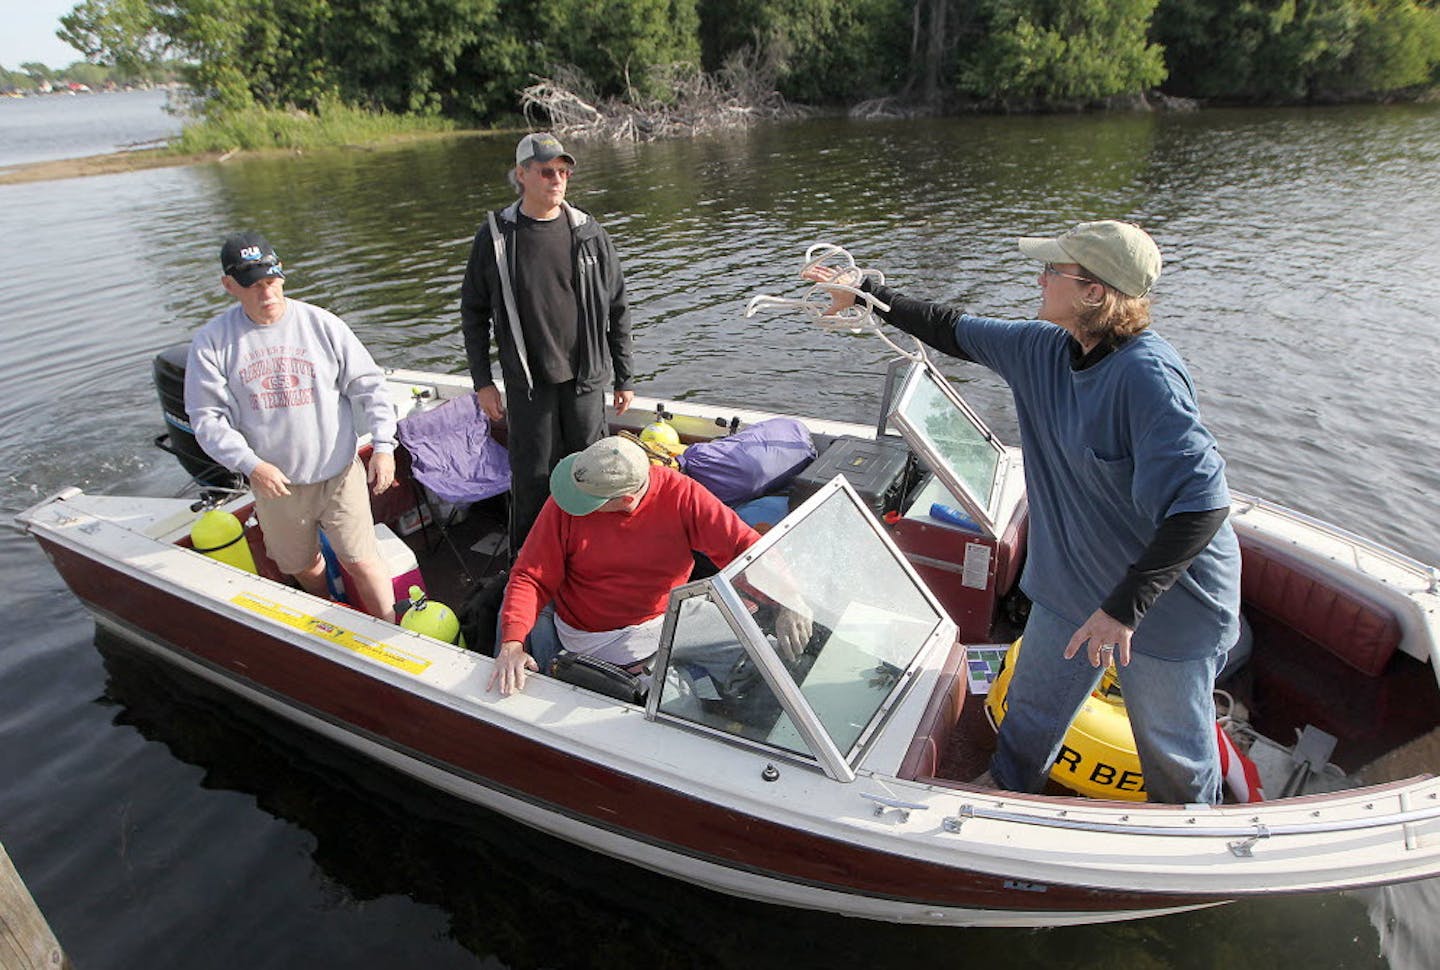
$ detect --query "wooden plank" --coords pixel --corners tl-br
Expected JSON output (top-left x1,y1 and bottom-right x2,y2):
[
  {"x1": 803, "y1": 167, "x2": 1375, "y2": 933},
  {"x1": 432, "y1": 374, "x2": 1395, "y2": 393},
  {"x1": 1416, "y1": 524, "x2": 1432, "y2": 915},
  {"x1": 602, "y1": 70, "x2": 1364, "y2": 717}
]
[{"x1": 0, "y1": 841, "x2": 69, "y2": 970}]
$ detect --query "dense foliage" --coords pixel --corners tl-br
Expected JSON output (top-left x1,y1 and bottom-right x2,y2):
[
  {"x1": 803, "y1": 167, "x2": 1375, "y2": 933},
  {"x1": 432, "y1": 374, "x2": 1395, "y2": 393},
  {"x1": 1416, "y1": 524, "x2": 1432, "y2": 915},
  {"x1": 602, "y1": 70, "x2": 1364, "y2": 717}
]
[
  {"x1": 1153, "y1": 0, "x2": 1440, "y2": 101},
  {"x1": 51, "y1": 0, "x2": 1440, "y2": 122}
]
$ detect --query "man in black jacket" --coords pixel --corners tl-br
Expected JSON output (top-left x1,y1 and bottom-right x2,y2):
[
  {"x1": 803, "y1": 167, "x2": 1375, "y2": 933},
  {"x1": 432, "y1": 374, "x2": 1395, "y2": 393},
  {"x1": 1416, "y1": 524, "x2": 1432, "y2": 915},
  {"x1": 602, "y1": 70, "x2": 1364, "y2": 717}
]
[{"x1": 460, "y1": 132, "x2": 635, "y2": 554}]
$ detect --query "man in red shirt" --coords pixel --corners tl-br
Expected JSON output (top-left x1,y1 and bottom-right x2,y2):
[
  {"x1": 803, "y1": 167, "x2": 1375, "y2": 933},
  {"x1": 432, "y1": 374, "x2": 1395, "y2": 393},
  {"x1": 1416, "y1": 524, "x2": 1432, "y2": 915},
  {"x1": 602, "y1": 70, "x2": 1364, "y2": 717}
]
[{"x1": 491, "y1": 436, "x2": 807, "y2": 695}]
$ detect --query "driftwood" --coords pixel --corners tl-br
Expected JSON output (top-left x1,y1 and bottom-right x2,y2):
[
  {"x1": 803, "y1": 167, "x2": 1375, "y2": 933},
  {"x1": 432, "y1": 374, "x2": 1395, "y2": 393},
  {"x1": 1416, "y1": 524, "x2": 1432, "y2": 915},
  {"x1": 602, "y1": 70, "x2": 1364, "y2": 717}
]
[{"x1": 521, "y1": 55, "x2": 807, "y2": 143}]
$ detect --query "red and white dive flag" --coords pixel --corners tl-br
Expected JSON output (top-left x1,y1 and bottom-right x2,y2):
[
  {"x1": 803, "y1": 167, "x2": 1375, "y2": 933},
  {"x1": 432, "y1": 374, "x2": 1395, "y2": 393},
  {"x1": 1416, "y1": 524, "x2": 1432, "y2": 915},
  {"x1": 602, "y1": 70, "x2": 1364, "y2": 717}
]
[{"x1": 1217, "y1": 723, "x2": 1265, "y2": 803}]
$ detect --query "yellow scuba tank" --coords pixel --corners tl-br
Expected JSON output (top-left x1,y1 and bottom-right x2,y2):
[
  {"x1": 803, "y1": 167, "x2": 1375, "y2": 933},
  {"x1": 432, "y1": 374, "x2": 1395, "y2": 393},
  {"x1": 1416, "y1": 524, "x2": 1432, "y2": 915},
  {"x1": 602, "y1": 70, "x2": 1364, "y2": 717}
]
[
  {"x1": 638, "y1": 405, "x2": 685, "y2": 463},
  {"x1": 984, "y1": 638, "x2": 1146, "y2": 801},
  {"x1": 399, "y1": 585, "x2": 466, "y2": 648},
  {"x1": 640, "y1": 420, "x2": 681, "y2": 453},
  {"x1": 190, "y1": 509, "x2": 258, "y2": 574}
]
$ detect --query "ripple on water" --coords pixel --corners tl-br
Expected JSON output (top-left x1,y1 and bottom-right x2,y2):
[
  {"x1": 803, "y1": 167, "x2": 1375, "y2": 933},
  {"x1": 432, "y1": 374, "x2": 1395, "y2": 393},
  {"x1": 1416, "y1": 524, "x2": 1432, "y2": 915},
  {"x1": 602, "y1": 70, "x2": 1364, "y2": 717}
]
[{"x1": 3, "y1": 106, "x2": 1440, "y2": 968}]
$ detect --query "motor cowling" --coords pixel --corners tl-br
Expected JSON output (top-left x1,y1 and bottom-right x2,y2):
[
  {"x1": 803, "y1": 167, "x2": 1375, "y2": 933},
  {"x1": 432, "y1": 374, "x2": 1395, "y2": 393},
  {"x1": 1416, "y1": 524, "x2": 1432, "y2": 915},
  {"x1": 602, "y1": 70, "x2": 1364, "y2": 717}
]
[{"x1": 153, "y1": 343, "x2": 243, "y2": 488}]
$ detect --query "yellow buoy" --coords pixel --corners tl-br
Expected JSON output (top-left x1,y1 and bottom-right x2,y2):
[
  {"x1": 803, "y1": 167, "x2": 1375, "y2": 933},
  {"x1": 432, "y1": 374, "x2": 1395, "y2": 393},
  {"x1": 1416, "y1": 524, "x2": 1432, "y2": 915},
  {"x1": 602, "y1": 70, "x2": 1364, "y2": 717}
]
[
  {"x1": 190, "y1": 509, "x2": 258, "y2": 574},
  {"x1": 399, "y1": 585, "x2": 466, "y2": 648},
  {"x1": 984, "y1": 638, "x2": 1147, "y2": 800}
]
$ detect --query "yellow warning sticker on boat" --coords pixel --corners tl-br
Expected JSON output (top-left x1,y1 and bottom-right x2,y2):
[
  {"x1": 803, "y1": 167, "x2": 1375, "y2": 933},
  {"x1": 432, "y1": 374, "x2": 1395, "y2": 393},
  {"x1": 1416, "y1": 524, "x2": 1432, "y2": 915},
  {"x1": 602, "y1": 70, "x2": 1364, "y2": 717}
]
[{"x1": 232, "y1": 592, "x2": 432, "y2": 675}]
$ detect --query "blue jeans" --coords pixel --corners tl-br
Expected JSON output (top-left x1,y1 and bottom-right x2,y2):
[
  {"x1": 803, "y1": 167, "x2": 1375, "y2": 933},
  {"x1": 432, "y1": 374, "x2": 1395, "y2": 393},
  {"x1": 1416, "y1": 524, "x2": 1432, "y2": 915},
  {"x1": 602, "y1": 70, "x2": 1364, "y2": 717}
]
[
  {"x1": 991, "y1": 601, "x2": 1222, "y2": 804},
  {"x1": 494, "y1": 603, "x2": 562, "y2": 673}
]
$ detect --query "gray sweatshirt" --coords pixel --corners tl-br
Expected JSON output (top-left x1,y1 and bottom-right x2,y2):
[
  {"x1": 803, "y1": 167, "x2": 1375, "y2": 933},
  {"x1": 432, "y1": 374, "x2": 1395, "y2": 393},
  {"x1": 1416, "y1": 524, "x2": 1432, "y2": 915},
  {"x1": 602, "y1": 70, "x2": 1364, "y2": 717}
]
[{"x1": 184, "y1": 299, "x2": 396, "y2": 485}]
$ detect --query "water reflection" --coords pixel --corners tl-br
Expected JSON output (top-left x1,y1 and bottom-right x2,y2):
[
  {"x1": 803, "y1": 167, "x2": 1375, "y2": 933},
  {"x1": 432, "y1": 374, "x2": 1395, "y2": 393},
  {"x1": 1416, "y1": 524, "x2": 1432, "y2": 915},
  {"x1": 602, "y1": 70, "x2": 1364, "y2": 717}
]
[
  {"x1": 1363, "y1": 880, "x2": 1440, "y2": 970},
  {"x1": 94, "y1": 633, "x2": 1394, "y2": 969}
]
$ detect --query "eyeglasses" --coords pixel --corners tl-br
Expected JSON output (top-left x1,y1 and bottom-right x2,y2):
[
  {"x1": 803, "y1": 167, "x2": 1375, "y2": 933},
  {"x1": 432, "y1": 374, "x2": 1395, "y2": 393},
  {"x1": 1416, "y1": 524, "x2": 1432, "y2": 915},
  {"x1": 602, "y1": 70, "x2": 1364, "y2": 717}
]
[
  {"x1": 1042, "y1": 263, "x2": 1097, "y2": 285},
  {"x1": 534, "y1": 165, "x2": 573, "y2": 180}
]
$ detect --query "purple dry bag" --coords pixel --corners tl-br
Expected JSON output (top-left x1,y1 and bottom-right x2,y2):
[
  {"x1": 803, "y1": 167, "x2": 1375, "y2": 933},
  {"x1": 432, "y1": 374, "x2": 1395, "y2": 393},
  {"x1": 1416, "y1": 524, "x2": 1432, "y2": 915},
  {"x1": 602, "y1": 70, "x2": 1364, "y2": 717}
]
[{"x1": 679, "y1": 418, "x2": 816, "y2": 504}]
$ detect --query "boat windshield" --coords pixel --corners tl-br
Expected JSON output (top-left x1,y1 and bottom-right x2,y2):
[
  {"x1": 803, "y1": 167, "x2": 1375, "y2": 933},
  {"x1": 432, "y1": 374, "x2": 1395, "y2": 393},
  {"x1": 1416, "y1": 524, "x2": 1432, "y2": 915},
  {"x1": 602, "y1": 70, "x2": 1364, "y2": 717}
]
[
  {"x1": 652, "y1": 479, "x2": 946, "y2": 772},
  {"x1": 889, "y1": 360, "x2": 1010, "y2": 535}
]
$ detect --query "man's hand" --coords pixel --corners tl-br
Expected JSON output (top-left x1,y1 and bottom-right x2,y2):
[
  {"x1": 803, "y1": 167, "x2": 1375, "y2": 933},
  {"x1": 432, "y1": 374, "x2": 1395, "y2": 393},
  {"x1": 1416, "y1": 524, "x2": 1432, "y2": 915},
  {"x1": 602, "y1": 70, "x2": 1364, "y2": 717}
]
[
  {"x1": 774, "y1": 603, "x2": 814, "y2": 663},
  {"x1": 488, "y1": 639, "x2": 539, "y2": 695},
  {"x1": 368, "y1": 450, "x2": 396, "y2": 494},
  {"x1": 476, "y1": 385, "x2": 505, "y2": 422},
  {"x1": 613, "y1": 389, "x2": 634, "y2": 416},
  {"x1": 250, "y1": 461, "x2": 292, "y2": 499},
  {"x1": 1063, "y1": 608, "x2": 1134, "y2": 668}
]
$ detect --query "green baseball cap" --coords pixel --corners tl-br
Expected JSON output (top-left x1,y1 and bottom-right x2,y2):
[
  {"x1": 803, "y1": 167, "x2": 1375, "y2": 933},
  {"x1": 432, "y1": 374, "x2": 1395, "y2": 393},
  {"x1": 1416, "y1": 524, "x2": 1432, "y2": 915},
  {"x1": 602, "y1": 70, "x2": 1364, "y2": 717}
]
[
  {"x1": 1018, "y1": 220, "x2": 1162, "y2": 297},
  {"x1": 549, "y1": 436, "x2": 649, "y2": 516}
]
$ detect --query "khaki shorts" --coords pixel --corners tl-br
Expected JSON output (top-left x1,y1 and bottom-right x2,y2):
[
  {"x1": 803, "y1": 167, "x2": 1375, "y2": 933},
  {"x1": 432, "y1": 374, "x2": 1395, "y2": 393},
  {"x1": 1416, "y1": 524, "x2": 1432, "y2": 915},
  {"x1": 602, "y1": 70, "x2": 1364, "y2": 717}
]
[{"x1": 255, "y1": 459, "x2": 380, "y2": 574}]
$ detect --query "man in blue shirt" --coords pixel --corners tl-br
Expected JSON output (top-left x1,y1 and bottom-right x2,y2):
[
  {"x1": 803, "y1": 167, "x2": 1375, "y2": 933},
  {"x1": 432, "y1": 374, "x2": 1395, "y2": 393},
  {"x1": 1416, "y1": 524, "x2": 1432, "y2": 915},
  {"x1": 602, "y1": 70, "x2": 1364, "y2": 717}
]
[{"x1": 807, "y1": 221, "x2": 1240, "y2": 804}]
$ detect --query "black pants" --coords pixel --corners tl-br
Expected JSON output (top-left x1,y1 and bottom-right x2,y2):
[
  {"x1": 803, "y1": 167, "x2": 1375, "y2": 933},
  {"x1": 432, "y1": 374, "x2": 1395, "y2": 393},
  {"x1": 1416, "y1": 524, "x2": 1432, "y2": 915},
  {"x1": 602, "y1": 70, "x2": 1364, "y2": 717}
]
[{"x1": 505, "y1": 379, "x2": 607, "y2": 556}]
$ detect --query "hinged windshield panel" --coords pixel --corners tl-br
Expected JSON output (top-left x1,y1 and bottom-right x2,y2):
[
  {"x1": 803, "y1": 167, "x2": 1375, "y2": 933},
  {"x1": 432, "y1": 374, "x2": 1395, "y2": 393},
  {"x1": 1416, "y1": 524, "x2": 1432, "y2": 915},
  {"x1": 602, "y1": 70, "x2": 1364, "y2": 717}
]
[
  {"x1": 889, "y1": 360, "x2": 1011, "y2": 536},
  {"x1": 650, "y1": 479, "x2": 949, "y2": 778}
]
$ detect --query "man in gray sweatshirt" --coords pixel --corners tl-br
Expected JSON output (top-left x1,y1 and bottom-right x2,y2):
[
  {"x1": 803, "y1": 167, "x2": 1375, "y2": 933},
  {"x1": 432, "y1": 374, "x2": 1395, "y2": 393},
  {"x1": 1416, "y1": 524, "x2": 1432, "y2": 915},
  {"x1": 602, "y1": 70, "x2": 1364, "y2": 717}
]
[{"x1": 185, "y1": 231, "x2": 399, "y2": 622}]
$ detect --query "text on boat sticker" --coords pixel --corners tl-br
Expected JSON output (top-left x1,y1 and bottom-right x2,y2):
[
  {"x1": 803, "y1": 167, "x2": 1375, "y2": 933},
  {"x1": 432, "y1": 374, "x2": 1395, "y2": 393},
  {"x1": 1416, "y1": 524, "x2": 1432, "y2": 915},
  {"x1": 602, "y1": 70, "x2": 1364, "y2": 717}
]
[{"x1": 232, "y1": 592, "x2": 432, "y2": 675}]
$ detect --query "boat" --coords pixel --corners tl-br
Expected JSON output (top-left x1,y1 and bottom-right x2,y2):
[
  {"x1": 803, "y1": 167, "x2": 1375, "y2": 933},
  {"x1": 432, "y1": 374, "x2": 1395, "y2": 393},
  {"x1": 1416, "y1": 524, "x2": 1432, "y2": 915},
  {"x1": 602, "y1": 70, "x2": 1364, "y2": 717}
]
[{"x1": 13, "y1": 352, "x2": 1440, "y2": 928}]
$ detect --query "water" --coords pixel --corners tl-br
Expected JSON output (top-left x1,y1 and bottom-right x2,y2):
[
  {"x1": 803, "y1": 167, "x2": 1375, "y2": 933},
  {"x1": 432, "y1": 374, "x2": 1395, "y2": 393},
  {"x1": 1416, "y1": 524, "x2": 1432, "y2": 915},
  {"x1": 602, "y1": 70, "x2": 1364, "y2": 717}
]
[
  {"x1": 3, "y1": 101, "x2": 1440, "y2": 968},
  {"x1": 0, "y1": 87, "x2": 185, "y2": 169}
]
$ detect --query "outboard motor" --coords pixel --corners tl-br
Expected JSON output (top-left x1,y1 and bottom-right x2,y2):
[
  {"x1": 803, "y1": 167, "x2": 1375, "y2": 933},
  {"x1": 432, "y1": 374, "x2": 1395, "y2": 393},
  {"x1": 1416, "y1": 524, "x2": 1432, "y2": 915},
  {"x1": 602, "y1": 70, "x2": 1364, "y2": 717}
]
[{"x1": 153, "y1": 343, "x2": 244, "y2": 489}]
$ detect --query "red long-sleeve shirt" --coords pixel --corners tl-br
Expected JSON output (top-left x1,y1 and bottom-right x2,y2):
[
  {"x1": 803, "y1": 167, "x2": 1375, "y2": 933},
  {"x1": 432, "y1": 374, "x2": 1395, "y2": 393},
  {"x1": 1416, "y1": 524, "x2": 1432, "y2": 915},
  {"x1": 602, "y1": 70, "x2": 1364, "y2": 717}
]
[{"x1": 499, "y1": 465, "x2": 761, "y2": 644}]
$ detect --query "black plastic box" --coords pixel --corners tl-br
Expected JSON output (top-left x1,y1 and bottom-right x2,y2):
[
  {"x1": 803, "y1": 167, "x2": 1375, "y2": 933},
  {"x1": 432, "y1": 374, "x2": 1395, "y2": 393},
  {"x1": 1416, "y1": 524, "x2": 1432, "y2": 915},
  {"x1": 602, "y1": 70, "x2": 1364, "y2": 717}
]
[{"x1": 788, "y1": 435, "x2": 912, "y2": 515}]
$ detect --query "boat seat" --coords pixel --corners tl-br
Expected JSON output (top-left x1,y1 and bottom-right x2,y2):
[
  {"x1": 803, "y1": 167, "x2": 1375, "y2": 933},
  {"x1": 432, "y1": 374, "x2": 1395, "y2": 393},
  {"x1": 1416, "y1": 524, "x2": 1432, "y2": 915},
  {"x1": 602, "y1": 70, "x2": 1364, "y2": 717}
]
[
  {"x1": 897, "y1": 637, "x2": 968, "y2": 780},
  {"x1": 397, "y1": 394, "x2": 512, "y2": 579},
  {"x1": 1240, "y1": 542, "x2": 1402, "y2": 677},
  {"x1": 994, "y1": 496, "x2": 1028, "y2": 598}
]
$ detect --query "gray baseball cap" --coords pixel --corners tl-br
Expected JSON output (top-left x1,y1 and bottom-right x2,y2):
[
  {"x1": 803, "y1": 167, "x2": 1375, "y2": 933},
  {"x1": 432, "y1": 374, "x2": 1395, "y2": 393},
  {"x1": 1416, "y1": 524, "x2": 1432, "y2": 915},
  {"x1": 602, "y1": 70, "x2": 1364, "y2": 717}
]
[
  {"x1": 515, "y1": 132, "x2": 576, "y2": 167},
  {"x1": 1018, "y1": 221, "x2": 1162, "y2": 297},
  {"x1": 549, "y1": 436, "x2": 648, "y2": 515}
]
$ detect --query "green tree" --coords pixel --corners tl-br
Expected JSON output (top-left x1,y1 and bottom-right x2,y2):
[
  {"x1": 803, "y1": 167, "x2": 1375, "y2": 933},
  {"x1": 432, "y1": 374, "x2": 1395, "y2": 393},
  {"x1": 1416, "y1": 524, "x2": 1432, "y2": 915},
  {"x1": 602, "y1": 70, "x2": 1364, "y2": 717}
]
[
  {"x1": 1, "y1": 65, "x2": 36, "y2": 90},
  {"x1": 325, "y1": 0, "x2": 498, "y2": 114},
  {"x1": 957, "y1": 0, "x2": 1168, "y2": 103},
  {"x1": 61, "y1": 60, "x2": 113, "y2": 86},
  {"x1": 20, "y1": 62, "x2": 55, "y2": 83},
  {"x1": 524, "y1": 0, "x2": 700, "y2": 99},
  {"x1": 698, "y1": 0, "x2": 909, "y2": 103},
  {"x1": 1154, "y1": 0, "x2": 1440, "y2": 101},
  {"x1": 58, "y1": 0, "x2": 168, "y2": 77},
  {"x1": 1309, "y1": 0, "x2": 1440, "y2": 95}
]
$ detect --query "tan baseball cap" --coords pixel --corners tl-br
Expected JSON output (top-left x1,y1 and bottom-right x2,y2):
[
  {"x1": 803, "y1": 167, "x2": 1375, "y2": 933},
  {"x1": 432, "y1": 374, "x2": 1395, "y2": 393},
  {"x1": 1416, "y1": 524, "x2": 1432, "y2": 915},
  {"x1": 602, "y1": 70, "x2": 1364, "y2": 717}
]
[
  {"x1": 1018, "y1": 221, "x2": 1162, "y2": 297},
  {"x1": 549, "y1": 436, "x2": 648, "y2": 515}
]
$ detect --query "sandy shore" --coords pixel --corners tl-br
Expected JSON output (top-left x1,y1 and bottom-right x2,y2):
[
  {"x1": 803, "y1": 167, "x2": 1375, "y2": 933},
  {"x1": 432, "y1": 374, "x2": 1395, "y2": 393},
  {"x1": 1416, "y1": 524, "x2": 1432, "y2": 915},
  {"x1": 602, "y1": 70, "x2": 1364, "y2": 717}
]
[
  {"x1": 0, "y1": 148, "x2": 226, "y2": 185},
  {"x1": 0, "y1": 130, "x2": 502, "y2": 186}
]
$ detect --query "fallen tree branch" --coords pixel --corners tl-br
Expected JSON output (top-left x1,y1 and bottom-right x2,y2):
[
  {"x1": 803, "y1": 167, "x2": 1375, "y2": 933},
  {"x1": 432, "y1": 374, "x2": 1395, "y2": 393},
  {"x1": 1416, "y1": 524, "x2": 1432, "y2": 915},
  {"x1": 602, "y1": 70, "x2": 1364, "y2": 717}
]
[{"x1": 520, "y1": 56, "x2": 808, "y2": 143}]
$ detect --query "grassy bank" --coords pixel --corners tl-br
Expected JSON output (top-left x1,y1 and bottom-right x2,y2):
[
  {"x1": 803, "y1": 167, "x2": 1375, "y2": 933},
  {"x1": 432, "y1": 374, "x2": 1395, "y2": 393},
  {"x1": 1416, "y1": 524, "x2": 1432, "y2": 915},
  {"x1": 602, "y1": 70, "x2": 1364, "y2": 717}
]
[{"x1": 167, "y1": 99, "x2": 459, "y2": 154}]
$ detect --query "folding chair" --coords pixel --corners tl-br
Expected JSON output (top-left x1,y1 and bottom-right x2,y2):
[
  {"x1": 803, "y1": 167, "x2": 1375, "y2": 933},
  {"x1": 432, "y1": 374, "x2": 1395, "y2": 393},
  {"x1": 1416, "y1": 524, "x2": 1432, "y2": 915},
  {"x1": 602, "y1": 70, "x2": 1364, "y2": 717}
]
[{"x1": 397, "y1": 393, "x2": 511, "y2": 581}]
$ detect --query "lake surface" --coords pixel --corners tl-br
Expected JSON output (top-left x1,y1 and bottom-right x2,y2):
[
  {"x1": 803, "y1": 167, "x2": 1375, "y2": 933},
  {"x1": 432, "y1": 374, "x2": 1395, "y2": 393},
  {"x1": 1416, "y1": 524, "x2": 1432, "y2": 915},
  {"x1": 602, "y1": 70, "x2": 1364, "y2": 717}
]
[
  {"x1": 3, "y1": 98, "x2": 1440, "y2": 968},
  {"x1": 0, "y1": 87, "x2": 185, "y2": 169}
]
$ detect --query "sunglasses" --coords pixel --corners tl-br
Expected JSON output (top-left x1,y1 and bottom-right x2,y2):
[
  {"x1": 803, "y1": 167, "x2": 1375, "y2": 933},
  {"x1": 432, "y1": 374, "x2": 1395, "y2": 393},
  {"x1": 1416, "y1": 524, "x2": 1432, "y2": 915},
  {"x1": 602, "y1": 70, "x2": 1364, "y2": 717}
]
[
  {"x1": 1042, "y1": 263, "x2": 1098, "y2": 284},
  {"x1": 533, "y1": 165, "x2": 573, "y2": 180},
  {"x1": 226, "y1": 253, "x2": 282, "y2": 276}
]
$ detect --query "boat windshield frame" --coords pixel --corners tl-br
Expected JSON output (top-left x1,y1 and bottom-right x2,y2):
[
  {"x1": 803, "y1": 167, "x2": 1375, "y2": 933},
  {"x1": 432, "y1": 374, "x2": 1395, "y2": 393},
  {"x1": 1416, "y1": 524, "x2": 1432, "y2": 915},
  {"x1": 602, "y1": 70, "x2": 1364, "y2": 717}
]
[
  {"x1": 646, "y1": 477, "x2": 954, "y2": 781},
  {"x1": 886, "y1": 358, "x2": 1012, "y2": 537}
]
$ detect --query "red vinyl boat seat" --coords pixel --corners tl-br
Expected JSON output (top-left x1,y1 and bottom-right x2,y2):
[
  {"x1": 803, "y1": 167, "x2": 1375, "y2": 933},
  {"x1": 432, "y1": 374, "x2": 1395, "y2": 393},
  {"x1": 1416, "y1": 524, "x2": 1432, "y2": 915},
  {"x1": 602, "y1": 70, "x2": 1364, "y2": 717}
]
[
  {"x1": 898, "y1": 637, "x2": 968, "y2": 780},
  {"x1": 1240, "y1": 542, "x2": 1402, "y2": 677}
]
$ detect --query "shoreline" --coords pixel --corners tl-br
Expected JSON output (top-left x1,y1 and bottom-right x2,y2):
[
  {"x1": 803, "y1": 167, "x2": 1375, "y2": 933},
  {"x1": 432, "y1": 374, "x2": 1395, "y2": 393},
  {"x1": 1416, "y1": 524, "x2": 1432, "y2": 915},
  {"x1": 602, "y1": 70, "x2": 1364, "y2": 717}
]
[
  {"x1": 0, "y1": 130, "x2": 495, "y2": 186},
  {"x1": 0, "y1": 147, "x2": 225, "y2": 185}
]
